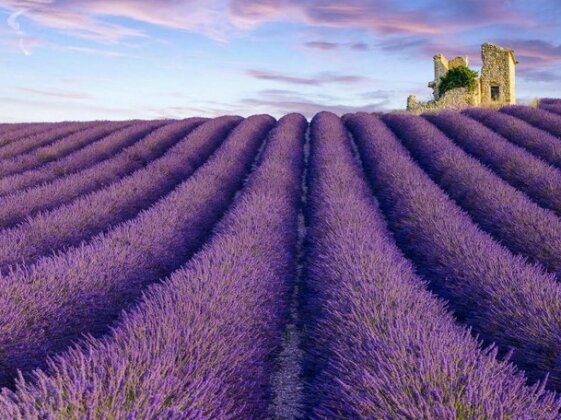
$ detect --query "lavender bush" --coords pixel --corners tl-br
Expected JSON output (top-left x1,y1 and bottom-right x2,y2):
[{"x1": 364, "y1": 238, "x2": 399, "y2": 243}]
[
  {"x1": 0, "y1": 121, "x2": 130, "y2": 176},
  {"x1": 540, "y1": 99, "x2": 561, "y2": 105},
  {"x1": 0, "y1": 116, "x2": 239, "y2": 270},
  {"x1": 0, "y1": 120, "x2": 167, "y2": 196},
  {"x1": 501, "y1": 105, "x2": 561, "y2": 138},
  {"x1": 539, "y1": 99, "x2": 561, "y2": 116},
  {"x1": 383, "y1": 113, "x2": 561, "y2": 276},
  {"x1": 304, "y1": 111, "x2": 560, "y2": 418},
  {"x1": 425, "y1": 111, "x2": 561, "y2": 216},
  {"x1": 0, "y1": 114, "x2": 274, "y2": 388},
  {"x1": 463, "y1": 107, "x2": 561, "y2": 168},
  {"x1": 0, "y1": 123, "x2": 52, "y2": 146},
  {"x1": 345, "y1": 112, "x2": 561, "y2": 390},
  {"x1": 0, "y1": 123, "x2": 24, "y2": 135},
  {"x1": 0, "y1": 113, "x2": 305, "y2": 418},
  {"x1": 0, "y1": 118, "x2": 206, "y2": 228},
  {"x1": 540, "y1": 103, "x2": 561, "y2": 116},
  {"x1": 0, "y1": 122, "x2": 90, "y2": 159}
]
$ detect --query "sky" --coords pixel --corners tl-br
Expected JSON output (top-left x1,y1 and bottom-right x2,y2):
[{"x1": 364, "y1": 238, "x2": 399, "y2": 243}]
[{"x1": 0, "y1": 0, "x2": 560, "y2": 121}]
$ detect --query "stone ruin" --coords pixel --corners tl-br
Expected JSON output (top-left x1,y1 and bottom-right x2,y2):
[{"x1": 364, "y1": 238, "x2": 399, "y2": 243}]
[{"x1": 407, "y1": 43, "x2": 517, "y2": 113}]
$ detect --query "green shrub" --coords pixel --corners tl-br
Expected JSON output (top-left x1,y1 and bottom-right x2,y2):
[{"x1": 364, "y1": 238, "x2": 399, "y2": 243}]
[{"x1": 439, "y1": 66, "x2": 478, "y2": 96}]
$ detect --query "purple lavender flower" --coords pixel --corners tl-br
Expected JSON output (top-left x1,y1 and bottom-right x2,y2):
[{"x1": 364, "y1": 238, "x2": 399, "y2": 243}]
[
  {"x1": 0, "y1": 121, "x2": 130, "y2": 176},
  {"x1": 501, "y1": 105, "x2": 561, "y2": 138},
  {"x1": 0, "y1": 115, "x2": 273, "y2": 388},
  {"x1": 345, "y1": 112, "x2": 561, "y2": 390},
  {"x1": 304, "y1": 111, "x2": 560, "y2": 418},
  {"x1": 425, "y1": 110, "x2": 561, "y2": 217},
  {"x1": 0, "y1": 118, "x2": 206, "y2": 228},
  {"x1": 0, "y1": 119, "x2": 168, "y2": 196},
  {"x1": 383, "y1": 112, "x2": 561, "y2": 276},
  {"x1": 0, "y1": 113, "x2": 305, "y2": 418},
  {"x1": 463, "y1": 106, "x2": 561, "y2": 169}
]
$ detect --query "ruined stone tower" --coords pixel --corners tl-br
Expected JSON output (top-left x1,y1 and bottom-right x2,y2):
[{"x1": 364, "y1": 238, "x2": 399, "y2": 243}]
[
  {"x1": 407, "y1": 43, "x2": 517, "y2": 113},
  {"x1": 479, "y1": 42, "x2": 517, "y2": 105}
]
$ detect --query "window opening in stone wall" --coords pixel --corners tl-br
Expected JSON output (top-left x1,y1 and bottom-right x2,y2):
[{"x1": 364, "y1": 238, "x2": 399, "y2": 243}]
[{"x1": 491, "y1": 85, "x2": 500, "y2": 101}]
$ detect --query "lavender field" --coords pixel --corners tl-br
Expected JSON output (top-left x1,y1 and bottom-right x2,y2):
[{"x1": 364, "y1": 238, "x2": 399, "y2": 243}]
[{"x1": 2, "y1": 103, "x2": 561, "y2": 418}]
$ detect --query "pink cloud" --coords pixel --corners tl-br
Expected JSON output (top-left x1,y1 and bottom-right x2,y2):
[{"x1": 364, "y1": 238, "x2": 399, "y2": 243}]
[
  {"x1": 3, "y1": 1, "x2": 146, "y2": 42},
  {"x1": 1, "y1": 0, "x2": 229, "y2": 42},
  {"x1": 0, "y1": 0, "x2": 547, "y2": 55},
  {"x1": 2, "y1": 0, "x2": 536, "y2": 45},
  {"x1": 228, "y1": 0, "x2": 532, "y2": 37},
  {"x1": 229, "y1": 0, "x2": 439, "y2": 35},
  {"x1": 497, "y1": 40, "x2": 561, "y2": 65},
  {"x1": 246, "y1": 69, "x2": 368, "y2": 85}
]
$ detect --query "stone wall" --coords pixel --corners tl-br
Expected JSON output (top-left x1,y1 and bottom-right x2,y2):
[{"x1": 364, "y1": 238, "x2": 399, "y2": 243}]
[{"x1": 407, "y1": 87, "x2": 479, "y2": 114}]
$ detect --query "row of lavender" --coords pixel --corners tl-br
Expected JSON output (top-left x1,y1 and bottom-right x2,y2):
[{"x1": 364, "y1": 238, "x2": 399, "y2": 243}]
[
  {"x1": 383, "y1": 111, "x2": 561, "y2": 276},
  {"x1": 303, "y1": 112, "x2": 559, "y2": 417},
  {"x1": 0, "y1": 117, "x2": 236, "y2": 271},
  {"x1": 0, "y1": 114, "x2": 273, "y2": 388},
  {"x1": 0, "y1": 121, "x2": 96, "y2": 161},
  {"x1": 0, "y1": 120, "x2": 166, "y2": 196},
  {"x1": 0, "y1": 119, "x2": 205, "y2": 230},
  {"x1": 539, "y1": 98, "x2": 561, "y2": 119},
  {"x1": 345, "y1": 110, "x2": 561, "y2": 391},
  {"x1": 0, "y1": 114, "x2": 306, "y2": 417},
  {"x1": 0, "y1": 106, "x2": 559, "y2": 417}
]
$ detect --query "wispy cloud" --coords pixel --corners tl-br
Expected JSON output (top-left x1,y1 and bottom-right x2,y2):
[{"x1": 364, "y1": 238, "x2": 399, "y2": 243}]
[
  {"x1": 0, "y1": 0, "x2": 234, "y2": 42},
  {"x1": 2, "y1": 1, "x2": 147, "y2": 43},
  {"x1": 350, "y1": 42, "x2": 369, "y2": 51},
  {"x1": 497, "y1": 39, "x2": 561, "y2": 65},
  {"x1": 61, "y1": 46, "x2": 125, "y2": 57},
  {"x1": 519, "y1": 69, "x2": 561, "y2": 83},
  {"x1": 303, "y1": 41, "x2": 339, "y2": 50},
  {"x1": 246, "y1": 69, "x2": 368, "y2": 85},
  {"x1": 7, "y1": 8, "x2": 24, "y2": 33},
  {"x1": 359, "y1": 90, "x2": 392, "y2": 100},
  {"x1": 229, "y1": 0, "x2": 533, "y2": 37},
  {"x1": 2, "y1": 0, "x2": 538, "y2": 44},
  {"x1": 228, "y1": 0, "x2": 548, "y2": 71},
  {"x1": 303, "y1": 40, "x2": 370, "y2": 51},
  {"x1": 246, "y1": 69, "x2": 319, "y2": 85},
  {"x1": 18, "y1": 87, "x2": 93, "y2": 100},
  {"x1": 6, "y1": 8, "x2": 37, "y2": 55}
]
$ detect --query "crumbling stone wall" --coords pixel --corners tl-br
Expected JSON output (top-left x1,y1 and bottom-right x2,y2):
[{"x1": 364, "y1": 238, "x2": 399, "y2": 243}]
[{"x1": 407, "y1": 87, "x2": 479, "y2": 114}]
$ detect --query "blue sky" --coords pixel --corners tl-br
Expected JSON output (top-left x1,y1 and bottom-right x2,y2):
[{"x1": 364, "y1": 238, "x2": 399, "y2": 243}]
[{"x1": 0, "y1": 0, "x2": 560, "y2": 121}]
